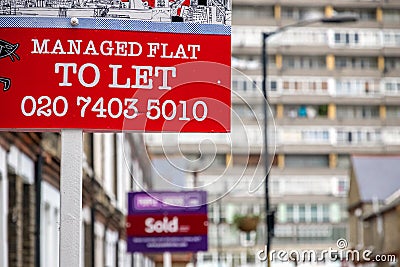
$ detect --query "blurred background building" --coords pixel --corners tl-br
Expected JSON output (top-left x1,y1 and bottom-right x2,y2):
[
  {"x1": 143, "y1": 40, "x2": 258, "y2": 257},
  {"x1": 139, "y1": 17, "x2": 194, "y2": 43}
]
[{"x1": 146, "y1": 0, "x2": 400, "y2": 266}]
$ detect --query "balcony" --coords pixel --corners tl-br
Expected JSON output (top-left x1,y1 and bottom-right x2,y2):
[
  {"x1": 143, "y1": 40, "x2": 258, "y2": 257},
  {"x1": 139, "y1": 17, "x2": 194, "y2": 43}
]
[
  {"x1": 232, "y1": 76, "x2": 400, "y2": 102},
  {"x1": 273, "y1": 223, "x2": 347, "y2": 245}
]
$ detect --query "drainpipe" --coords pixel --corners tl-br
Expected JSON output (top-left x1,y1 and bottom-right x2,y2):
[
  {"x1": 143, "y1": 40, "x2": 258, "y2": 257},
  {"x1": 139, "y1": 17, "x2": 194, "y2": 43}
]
[
  {"x1": 35, "y1": 152, "x2": 43, "y2": 267},
  {"x1": 90, "y1": 134, "x2": 96, "y2": 267},
  {"x1": 90, "y1": 198, "x2": 95, "y2": 267},
  {"x1": 116, "y1": 231, "x2": 119, "y2": 267}
]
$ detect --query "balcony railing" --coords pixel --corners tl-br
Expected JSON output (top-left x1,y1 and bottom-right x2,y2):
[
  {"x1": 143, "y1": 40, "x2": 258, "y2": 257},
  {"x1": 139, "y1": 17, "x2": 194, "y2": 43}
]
[
  {"x1": 233, "y1": 26, "x2": 400, "y2": 49},
  {"x1": 232, "y1": 76, "x2": 400, "y2": 97}
]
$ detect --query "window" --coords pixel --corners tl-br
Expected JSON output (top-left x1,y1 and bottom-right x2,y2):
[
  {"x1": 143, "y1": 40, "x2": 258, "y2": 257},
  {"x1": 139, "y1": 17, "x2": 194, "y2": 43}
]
[
  {"x1": 335, "y1": 57, "x2": 377, "y2": 69},
  {"x1": 301, "y1": 129, "x2": 329, "y2": 142},
  {"x1": 333, "y1": 31, "x2": 360, "y2": 45},
  {"x1": 282, "y1": 203, "x2": 339, "y2": 224},
  {"x1": 298, "y1": 205, "x2": 306, "y2": 223},
  {"x1": 384, "y1": 80, "x2": 400, "y2": 94},
  {"x1": 282, "y1": 56, "x2": 325, "y2": 69},
  {"x1": 271, "y1": 180, "x2": 281, "y2": 196},
  {"x1": 322, "y1": 204, "x2": 330, "y2": 222},
  {"x1": 278, "y1": 128, "x2": 330, "y2": 145},
  {"x1": 286, "y1": 205, "x2": 294, "y2": 223},
  {"x1": 310, "y1": 204, "x2": 318, "y2": 222},
  {"x1": 383, "y1": 9, "x2": 400, "y2": 23},
  {"x1": 232, "y1": 154, "x2": 264, "y2": 167},
  {"x1": 270, "y1": 80, "x2": 277, "y2": 91},
  {"x1": 281, "y1": 7, "x2": 323, "y2": 20},
  {"x1": 281, "y1": 7, "x2": 296, "y2": 19},
  {"x1": 233, "y1": 104, "x2": 262, "y2": 120},
  {"x1": 336, "y1": 79, "x2": 379, "y2": 95},
  {"x1": 338, "y1": 180, "x2": 348, "y2": 196},
  {"x1": 359, "y1": 9, "x2": 376, "y2": 21},
  {"x1": 284, "y1": 105, "x2": 328, "y2": 119},
  {"x1": 234, "y1": 5, "x2": 273, "y2": 19},
  {"x1": 335, "y1": 8, "x2": 375, "y2": 21},
  {"x1": 337, "y1": 155, "x2": 350, "y2": 169},
  {"x1": 384, "y1": 128, "x2": 400, "y2": 144},
  {"x1": 244, "y1": 125, "x2": 264, "y2": 146},
  {"x1": 285, "y1": 155, "x2": 329, "y2": 168},
  {"x1": 270, "y1": 29, "x2": 327, "y2": 46},
  {"x1": 337, "y1": 106, "x2": 379, "y2": 119},
  {"x1": 383, "y1": 32, "x2": 400, "y2": 46},
  {"x1": 385, "y1": 57, "x2": 400, "y2": 71},
  {"x1": 232, "y1": 75, "x2": 265, "y2": 94},
  {"x1": 208, "y1": 204, "x2": 214, "y2": 222},
  {"x1": 337, "y1": 128, "x2": 381, "y2": 145},
  {"x1": 387, "y1": 106, "x2": 400, "y2": 119},
  {"x1": 280, "y1": 78, "x2": 328, "y2": 94}
]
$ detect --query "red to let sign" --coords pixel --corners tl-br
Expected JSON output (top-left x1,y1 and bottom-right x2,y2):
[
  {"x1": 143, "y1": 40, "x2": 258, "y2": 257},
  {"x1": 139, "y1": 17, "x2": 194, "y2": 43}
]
[{"x1": 0, "y1": 17, "x2": 231, "y2": 132}]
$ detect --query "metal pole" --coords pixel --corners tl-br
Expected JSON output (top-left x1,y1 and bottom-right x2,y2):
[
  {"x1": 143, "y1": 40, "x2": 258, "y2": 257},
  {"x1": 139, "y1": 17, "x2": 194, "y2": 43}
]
[
  {"x1": 262, "y1": 32, "x2": 271, "y2": 267},
  {"x1": 217, "y1": 198, "x2": 222, "y2": 267},
  {"x1": 163, "y1": 252, "x2": 172, "y2": 267},
  {"x1": 60, "y1": 129, "x2": 83, "y2": 267},
  {"x1": 34, "y1": 153, "x2": 43, "y2": 267},
  {"x1": 193, "y1": 171, "x2": 198, "y2": 267},
  {"x1": 259, "y1": 16, "x2": 358, "y2": 267}
]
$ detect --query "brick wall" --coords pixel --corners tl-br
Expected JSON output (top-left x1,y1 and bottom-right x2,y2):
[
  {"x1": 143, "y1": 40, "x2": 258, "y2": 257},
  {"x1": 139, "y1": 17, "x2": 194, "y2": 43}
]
[
  {"x1": 8, "y1": 173, "x2": 23, "y2": 267},
  {"x1": 22, "y1": 183, "x2": 35, "y2": 267},
  {"x1": 8, "y1": 173, "x2": 36, "y2": 267},
  {"x1": 85, "y1": 222, "x2": 93, "y2": 267}
]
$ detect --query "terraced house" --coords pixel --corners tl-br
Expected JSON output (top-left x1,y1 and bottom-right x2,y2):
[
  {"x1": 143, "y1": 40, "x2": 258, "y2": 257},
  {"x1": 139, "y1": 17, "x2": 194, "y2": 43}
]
[{"x1": 0, "y1": 132, "x2": 154, "y2": 267}]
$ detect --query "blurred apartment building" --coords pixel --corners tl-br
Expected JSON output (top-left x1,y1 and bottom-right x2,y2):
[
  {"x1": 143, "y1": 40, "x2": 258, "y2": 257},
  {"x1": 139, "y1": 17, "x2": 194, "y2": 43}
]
[
  {"x1": 145, "y1": 0, "x2": 400, "y2": 266},
  {"x1": 0, "y1": 132, "x2": 155, "y2": 267}
]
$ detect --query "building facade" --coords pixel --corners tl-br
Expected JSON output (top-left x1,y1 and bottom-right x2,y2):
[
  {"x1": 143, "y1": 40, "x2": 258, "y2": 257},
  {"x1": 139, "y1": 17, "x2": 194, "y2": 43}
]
[
  {"x1": 231, "y1": 0, "x2": 400, "y2": 264},
  {"x1": 0, "y1": 132, "x2": 154, "y2": 267},
  {"x1": 145, "y1": 0, "x2": 400, "y2": 266},
  {"x1": 348, "y1": 155, "x2": 400, "y2": 267}
]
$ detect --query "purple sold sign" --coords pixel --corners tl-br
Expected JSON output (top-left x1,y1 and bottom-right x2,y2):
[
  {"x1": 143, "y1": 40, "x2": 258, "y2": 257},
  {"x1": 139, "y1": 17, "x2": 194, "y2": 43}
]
[{"x1": 126, "y1": 191, "x2": 208, "y2": 253}]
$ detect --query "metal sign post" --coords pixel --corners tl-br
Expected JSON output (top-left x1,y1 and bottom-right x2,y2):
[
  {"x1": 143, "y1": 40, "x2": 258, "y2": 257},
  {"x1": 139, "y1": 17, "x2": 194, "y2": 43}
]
[
  {"x1": 60, "y1": 129, "x2": 83, "y2": 267},
  {"x1": 163, "y1": 252, "x2": 172, "y2": 267}
]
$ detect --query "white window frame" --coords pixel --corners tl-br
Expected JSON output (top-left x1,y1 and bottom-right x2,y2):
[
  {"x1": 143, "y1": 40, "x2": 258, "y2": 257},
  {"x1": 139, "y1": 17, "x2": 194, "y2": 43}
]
[
  {"x1": 41, "y1": 181, "x2": 61, "y2": 267},
  {"x1": 0, "y1": 147, "x2": 8, "y2": 267},
  {"x1": 336, "y1": 127, "x2": 381, "y2": 145},
  {"x1": 105, "y1": 229, "x2": 118, "y2": 267}
]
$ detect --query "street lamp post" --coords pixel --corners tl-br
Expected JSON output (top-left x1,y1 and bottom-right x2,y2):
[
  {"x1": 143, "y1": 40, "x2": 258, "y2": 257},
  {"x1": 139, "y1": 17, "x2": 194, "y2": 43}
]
[{"x1": 261, "y1": 14, "x2": 358, "y2": 267}]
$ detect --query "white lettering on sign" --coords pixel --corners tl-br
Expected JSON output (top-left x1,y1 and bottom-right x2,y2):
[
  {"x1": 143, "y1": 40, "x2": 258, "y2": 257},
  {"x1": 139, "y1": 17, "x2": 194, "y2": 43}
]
[
  {"x1": 155, "y1": 67, "x2": 176, "y2": 90},
  {"x1": 145, "y1": 217, "x2": 179, "y2": 234},
  {"x1": 55, "y1": 63, "x2": 100, "y2": 88},
  {"x1": 31, "y1": 39, "x2": 199, "y2": 59},
  {"x1": 108, "y1": 65, "x2": 176, "y2": 90},
  {"x1": 33, "y1": 39, "x2": 203, "y2": 91},
  {"x1": 31, "y1": 39, "x2": 143, "y2": 57},
  {"x1": 136, "y1": 197, "x2": 159, "y2": 208},
  {"x1": 20, "y1": 96, "x2": 208, "y2": 122},
  {"x1": 55, "y1": 63, "x2": 76, "y2": 86},
  {"x1": 55, "y1": 63, "x2": 177, "y2": 90},
  {"x1": 147, "y1": 43, "x2": 200, "y2": 59}
]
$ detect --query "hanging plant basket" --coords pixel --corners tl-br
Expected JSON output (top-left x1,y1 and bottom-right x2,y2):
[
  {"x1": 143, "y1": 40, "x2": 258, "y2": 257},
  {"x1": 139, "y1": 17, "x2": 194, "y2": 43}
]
[{"x1": 234, "y1": 215, "x2": 260, "y2": 233}]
